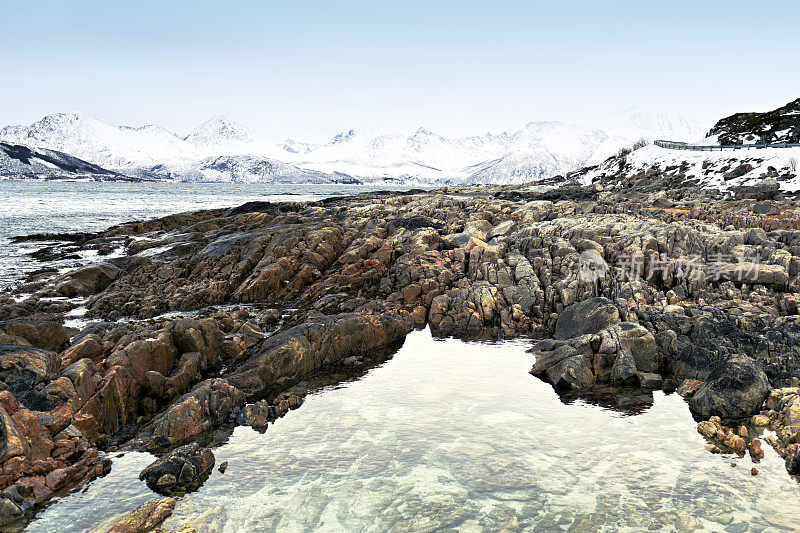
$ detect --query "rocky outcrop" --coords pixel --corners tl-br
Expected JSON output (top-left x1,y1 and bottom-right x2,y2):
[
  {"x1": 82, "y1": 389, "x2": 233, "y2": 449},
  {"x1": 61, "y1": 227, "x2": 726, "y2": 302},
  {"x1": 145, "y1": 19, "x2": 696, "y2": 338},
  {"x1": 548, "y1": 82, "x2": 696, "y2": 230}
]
[
  {"x1": 6, "y1": 174, "x2": 800, "y2": 514},
  {"x1": 139, "y1": 444, "x2": 214, "y2": 495},
  {"x1": 531, "y1": 318, "x2": 663, "y2": 393},
  {"x1": 236, "y1": 394, "x2": 303, "y2": 431},
  {"x1": 530, "y1": 297, "x2": 665, "y2": 392}
]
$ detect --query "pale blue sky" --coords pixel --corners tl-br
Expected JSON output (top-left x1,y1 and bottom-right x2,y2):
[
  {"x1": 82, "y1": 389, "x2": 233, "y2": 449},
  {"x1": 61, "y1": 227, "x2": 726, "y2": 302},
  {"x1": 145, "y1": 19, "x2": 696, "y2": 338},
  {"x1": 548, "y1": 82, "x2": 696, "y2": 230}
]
[{"x1": 1, "y1": 1, "x2": 798, "y2": 140}]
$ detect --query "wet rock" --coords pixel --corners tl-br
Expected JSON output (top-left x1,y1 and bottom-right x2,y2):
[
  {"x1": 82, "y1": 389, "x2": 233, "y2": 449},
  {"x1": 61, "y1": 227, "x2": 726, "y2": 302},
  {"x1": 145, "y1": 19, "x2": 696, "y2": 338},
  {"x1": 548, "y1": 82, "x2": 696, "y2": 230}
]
[
  {"x1": 638, "y1": 372, "x2": 663, "y2": 390},
  {"x1": 139, "y1": 444, "x2": 214, "y2": 495},
  {"x1": 697, "y1": 418, "x2": 724, "y2": 440},
  {"x1": 599, "y1": 322, "x2": 661, "y2": 373},
  {"x1": 227, "y1": 313, "x2": 412, "y2": 395},
  {"x1": 107, "y1": 497, "x2": 176, "y2": 532},
  {"x1": 0, "y1": 485, "x2": 27, "y2": 527},
  {"x1": 785, "y1": 443, "x2": 800, "y2": 475},
  {"x1": 610, "y1": 351, "x2": 638, "y2": 386},
  {"x1": 235, "y1": 399, "x2": 273, "y2": 431},
  {"x1": 677, "y1": 379, "x2": 703, "y2": 398},
  {"x1": 554, "y1": 297, "x2": 620, "y2": 340},
  {"x1": 722, "y1": 432, "x2": 747, "y2": 455},
  {"x1": 689, "y1": 355, "x2": 770, "y2": 419}
]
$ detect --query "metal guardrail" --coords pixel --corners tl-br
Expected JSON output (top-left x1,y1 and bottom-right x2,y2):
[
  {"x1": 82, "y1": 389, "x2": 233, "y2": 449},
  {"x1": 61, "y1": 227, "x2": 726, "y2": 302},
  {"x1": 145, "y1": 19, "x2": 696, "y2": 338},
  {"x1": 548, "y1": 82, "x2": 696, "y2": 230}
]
[{"x1": 655, "y1": 140, "x2": 800, "y2": 151}]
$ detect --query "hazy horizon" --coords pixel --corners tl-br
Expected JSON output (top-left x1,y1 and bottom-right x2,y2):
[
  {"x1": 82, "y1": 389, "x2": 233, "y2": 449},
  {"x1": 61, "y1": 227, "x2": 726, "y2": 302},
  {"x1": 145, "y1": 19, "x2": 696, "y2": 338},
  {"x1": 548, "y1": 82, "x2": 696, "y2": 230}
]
[{"x1": 2, "y1": 1, "x2": 798, "y2": 140}]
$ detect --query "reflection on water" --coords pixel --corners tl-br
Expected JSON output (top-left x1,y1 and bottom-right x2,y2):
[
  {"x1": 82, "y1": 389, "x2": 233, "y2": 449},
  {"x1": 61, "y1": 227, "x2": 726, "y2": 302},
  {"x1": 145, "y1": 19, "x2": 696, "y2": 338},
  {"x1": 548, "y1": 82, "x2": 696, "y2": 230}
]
[{"x1": 28, "y1": 329, "x2": 800, "y2": 532}]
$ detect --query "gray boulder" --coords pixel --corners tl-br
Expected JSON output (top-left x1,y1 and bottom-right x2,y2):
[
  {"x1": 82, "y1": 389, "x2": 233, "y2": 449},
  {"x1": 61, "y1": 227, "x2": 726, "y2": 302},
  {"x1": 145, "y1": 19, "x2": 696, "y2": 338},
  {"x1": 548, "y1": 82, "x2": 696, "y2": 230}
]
[
  {"x1": 139, "y1": 443, "x2": 215, "y2": 495},
  {"x1": 554, "y1": 297, "x2": 620, "y2": 340}
]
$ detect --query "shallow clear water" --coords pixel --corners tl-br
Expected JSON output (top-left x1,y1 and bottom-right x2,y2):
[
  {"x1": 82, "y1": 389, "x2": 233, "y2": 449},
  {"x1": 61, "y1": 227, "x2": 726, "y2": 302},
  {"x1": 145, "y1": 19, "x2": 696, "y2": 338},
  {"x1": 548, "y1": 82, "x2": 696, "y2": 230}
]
[
  {"x1": 27, "y1": 329, "x2": 800, "y2": 532},
  {"x1": 0, "y1": 181, "x2": 399, "y2": 289}
]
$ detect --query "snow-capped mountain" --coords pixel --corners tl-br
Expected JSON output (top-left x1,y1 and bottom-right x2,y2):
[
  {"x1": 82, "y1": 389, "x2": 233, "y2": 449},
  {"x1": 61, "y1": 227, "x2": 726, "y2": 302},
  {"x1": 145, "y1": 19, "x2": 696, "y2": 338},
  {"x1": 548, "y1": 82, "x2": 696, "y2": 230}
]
[
  {"x1": 277, "y1": 127, "x2": 510, "y2": 182},
  {"x1": 184, "y1": 116, "x2": 268, "y2": 155},
  {"x1": 0, "y1": 112, "x2": 199, "y2": 169},
  {"x1": 0, "y1": 109, "x2": 705, "y2": 184},
  {"x1": 275, "y1": 117, "x2": 687, "y2": 185},
  {"x1": 596, "y1": 108, "x2": 703, "y2": 142}
]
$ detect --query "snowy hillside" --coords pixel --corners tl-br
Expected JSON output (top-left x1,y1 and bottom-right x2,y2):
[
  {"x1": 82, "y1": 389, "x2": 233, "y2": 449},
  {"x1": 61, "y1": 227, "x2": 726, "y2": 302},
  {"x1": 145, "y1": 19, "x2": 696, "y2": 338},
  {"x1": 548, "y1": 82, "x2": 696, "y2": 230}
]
[
  {"x1": 0, "y1": 109, "x2": 703, "y2": 184},
  {"x1": 574, "y1": 97, "x2": 800, "y2": 192},
  {"x1": 174, "y1": 155, "x2": 343, "y2": 184},
  {"x1": 0, "y1": 142, "x2": 123, "y2": 180},
  {"x1": 709, "y1": 98, "x2": 800, "y2": 145},
  {"x1": 576, "y1": 143, "x2": 800, "y2": 192}
]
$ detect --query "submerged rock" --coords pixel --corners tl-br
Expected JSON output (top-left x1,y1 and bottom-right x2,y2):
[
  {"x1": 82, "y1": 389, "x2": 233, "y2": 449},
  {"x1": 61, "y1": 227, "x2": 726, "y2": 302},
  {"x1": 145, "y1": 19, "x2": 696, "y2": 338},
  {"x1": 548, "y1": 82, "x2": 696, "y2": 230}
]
[{"x1": 107, "y1": 497, "x2": 176, "y2": 533}]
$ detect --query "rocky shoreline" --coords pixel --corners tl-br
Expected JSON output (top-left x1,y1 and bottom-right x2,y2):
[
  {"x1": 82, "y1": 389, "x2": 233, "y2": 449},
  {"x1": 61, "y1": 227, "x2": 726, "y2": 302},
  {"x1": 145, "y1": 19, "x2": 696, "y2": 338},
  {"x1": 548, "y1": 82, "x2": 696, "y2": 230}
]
[{"x1": 2, "y1": 170, "x2": 800, "y2": 530}]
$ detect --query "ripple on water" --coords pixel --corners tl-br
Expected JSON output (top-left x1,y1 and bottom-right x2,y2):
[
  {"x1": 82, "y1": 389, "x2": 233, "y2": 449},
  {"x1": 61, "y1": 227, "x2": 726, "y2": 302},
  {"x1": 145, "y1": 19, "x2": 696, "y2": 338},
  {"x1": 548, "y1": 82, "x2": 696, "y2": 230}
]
[{"x1": 26, "y1": 329, "x2": 800, "y2": 532}]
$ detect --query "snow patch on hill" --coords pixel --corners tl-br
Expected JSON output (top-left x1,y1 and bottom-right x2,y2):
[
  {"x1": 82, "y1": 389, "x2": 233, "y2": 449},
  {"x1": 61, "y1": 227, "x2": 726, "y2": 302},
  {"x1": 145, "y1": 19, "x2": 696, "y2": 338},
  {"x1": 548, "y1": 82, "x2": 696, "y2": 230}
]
[{"x1": 577, "y1": 144, "x2": 800, "y2": 192}]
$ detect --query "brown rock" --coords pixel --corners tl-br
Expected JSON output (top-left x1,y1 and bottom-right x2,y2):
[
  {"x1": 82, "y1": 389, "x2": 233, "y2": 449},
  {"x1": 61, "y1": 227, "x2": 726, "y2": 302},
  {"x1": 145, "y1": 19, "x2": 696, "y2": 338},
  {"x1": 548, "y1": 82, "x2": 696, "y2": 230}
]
[
  {"x1": 0, "y1": 320, "x2": 70, "y2": 353},
  {"x1": 676, "y1": 379, "x2": 703, "y2": 397},
  {"x1": 722, "y1": 432, "x2": 747, "y2": 455},
  {"x1": 139, "y1": 379, "x2": 245, "y2": 450},
  {"x1": 749, "y1": 438, "x2": 765, "y2": 462},
  {"x1": 55, "y1": 263, "x2": 121, "y2": 297},
  {"x1": 61, "y1": 335, "x2": 104, "y2": 367}
]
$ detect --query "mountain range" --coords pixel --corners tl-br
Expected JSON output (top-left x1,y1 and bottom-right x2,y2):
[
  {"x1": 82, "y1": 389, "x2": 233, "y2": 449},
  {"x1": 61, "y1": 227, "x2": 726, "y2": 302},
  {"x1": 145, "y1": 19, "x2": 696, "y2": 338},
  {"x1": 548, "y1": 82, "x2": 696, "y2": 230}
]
[{"x1": 0, "y1": 110, "x2": 703, "y2": 184}]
